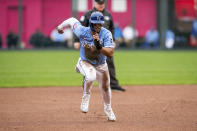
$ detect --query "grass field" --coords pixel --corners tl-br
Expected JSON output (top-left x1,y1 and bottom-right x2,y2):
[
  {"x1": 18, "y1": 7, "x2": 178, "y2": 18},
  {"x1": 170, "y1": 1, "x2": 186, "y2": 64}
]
[{"x1": 0, "y1": 50, "x2": 197, "y2": 87}]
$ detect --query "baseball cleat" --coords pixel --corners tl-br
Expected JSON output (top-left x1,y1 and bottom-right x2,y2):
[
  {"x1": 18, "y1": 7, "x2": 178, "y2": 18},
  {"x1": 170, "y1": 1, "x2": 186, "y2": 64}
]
[
  {"x1": 104, "y1": 106, "x2": 116, "y2": 121},
  {"x1": 80, "y1": 94, "x2": 90, "y2": 113}
]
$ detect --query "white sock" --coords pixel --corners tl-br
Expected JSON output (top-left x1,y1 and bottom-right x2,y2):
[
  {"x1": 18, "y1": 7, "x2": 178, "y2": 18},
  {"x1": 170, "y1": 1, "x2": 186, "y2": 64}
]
[{"x1": 102, "y1": 86, "x2": 112, "y2": 108}]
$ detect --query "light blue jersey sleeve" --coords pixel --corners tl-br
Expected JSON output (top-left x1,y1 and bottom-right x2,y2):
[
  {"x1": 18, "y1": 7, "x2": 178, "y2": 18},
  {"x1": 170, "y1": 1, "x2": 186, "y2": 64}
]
[
  {"x1": 72, "y1": 22, "x2": 86, "y2": 39},
  {"x1": 101, "y1": 28, "x2": 114, "y2": 48}
]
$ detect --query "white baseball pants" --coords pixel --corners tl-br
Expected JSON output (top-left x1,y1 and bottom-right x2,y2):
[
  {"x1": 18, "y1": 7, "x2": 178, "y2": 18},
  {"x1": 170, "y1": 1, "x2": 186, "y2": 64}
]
[{"x1": 75, "y1": 58, "x2": 112, "y2": 107}]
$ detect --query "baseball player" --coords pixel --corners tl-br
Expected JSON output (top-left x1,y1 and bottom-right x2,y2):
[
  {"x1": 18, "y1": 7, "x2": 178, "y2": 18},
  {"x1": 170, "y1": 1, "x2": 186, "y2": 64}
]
[
  {"x1": 73, "y1": 0, "x2": 125, "y2": 92},
  {"x1": 57, "y1": 12, "x2": 116, "y2": 121}
]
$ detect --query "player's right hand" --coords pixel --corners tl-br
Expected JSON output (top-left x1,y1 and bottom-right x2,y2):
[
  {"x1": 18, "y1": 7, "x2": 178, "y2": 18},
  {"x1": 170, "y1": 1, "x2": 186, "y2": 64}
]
[{"x1": 57, "y1": 28, "x2": 64, "y2": 34}]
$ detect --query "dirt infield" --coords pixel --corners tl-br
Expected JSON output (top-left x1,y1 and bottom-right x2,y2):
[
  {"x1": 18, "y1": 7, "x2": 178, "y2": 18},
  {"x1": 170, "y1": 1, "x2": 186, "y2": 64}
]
[{"x1": 0, "y1": 85, "x2": 197, "y2": 131}]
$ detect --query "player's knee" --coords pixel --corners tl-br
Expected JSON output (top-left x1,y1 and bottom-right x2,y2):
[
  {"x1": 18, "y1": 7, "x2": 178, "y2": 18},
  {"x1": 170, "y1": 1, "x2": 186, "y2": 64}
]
[
  {"x1": 85, "y1": 70, "x2": 96, "y2": 82},
  {"x1": 86, "y1": 74, "x2": 96, "y2": 82}
]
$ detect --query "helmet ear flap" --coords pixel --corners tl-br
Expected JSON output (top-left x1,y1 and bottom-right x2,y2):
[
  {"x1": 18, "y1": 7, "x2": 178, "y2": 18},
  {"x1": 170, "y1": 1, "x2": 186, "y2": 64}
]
[{"x1": 90, "y1": 23, "x2": 95, "y2": 32}]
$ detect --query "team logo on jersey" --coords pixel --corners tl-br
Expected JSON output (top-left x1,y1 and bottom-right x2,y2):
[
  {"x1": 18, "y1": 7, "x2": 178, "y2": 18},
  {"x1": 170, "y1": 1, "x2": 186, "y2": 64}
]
[
  {"x1": 83, "y1": 37, "x2": 92, "y2": 43},
  {"x1": 100, "y1": 40, "x2": 104, "y2": 46}
]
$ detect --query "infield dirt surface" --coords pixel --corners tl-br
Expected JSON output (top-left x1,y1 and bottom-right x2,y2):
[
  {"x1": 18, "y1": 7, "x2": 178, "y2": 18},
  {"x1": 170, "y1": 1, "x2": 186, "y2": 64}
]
[{"x1": 0, "y1": 85, "x2": 197, "y2": 131}]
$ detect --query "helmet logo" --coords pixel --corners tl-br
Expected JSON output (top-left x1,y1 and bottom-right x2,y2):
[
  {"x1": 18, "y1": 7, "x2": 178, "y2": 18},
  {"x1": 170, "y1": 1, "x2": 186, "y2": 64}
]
[{"x1": 97, "y1": 16, "x2": 100, "y2": 21}]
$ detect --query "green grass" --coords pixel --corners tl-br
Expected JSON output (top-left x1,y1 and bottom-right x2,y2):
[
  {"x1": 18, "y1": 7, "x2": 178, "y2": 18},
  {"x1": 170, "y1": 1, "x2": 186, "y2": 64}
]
[
  {"x1": 0, "y1": 50, "x2": 197, "y2": 87},
  {"x1": 115, "y1": 50, "x2": 197, "y2": 85}
]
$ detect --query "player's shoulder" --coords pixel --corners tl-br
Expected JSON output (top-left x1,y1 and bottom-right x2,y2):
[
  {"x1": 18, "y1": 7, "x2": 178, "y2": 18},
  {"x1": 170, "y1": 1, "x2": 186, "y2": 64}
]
[
  {"x1": 100, "y1": 27, "x2": 113, "y2": 40},
  {"x1": 79, "y1": 25, "x2": 89, "y2": 31},
  {"x1": 78, "y1": 26, "x2": 90, "y2": 36},
  {"x1": 101, "y1": 27, "x2": 112, "y2": 35}
]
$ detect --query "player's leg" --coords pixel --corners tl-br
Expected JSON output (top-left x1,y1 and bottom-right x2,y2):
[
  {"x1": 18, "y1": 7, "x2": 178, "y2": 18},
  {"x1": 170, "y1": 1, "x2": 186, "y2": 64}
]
[
  {"x1": 76, "y1": 58, "x2": 96, "y2": 113},
  {"x1": 97, "y1": 69, "x2": 111, "y2": 106},
  {"x1": 96, "y1": 63, "x2": 116, "y2": 121}
]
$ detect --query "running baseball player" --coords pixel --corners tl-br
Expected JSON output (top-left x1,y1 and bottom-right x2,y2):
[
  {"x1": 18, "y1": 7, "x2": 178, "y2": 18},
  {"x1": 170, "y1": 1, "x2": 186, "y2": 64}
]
[{"x1": 57, "y1": 12, "x2": 116, "y2": 121}]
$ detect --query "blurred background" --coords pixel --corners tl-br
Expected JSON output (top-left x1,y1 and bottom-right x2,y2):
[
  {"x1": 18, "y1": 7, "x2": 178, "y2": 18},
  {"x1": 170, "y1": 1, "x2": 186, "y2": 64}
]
[{"x1": 0, "y1": 0, "x2": 197, "y2": 50}]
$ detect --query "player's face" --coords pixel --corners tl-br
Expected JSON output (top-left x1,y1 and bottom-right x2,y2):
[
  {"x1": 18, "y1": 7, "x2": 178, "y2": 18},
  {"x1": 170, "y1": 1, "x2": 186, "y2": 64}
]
[{"x1": 93, "y1": 24, "x2": 102, "y2": 33}]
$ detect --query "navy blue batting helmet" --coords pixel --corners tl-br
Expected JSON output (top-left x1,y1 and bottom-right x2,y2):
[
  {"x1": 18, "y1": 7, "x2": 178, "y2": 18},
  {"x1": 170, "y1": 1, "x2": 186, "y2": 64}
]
[{"x1": 89, "y1": 11, "x2": 104, "y2": 32}]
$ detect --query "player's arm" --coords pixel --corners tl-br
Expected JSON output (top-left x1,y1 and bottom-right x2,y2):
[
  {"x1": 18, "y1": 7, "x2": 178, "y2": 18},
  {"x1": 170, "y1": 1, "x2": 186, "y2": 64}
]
[
  {"x1": 57, "y1": 17, "x2": 79, "y2": 34},
  {"x1": 73, "y1": 12, "x2": 90, "y2": 50},
  {"x1": 93, "y1": 33, "x2": 114, "y2": 58},
  {"x1": 100, "y1": 47, "x2": 114, "y2": 58},
  {"x1": 57, "y1": 17, "x2": 85, "y2": 42}
]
